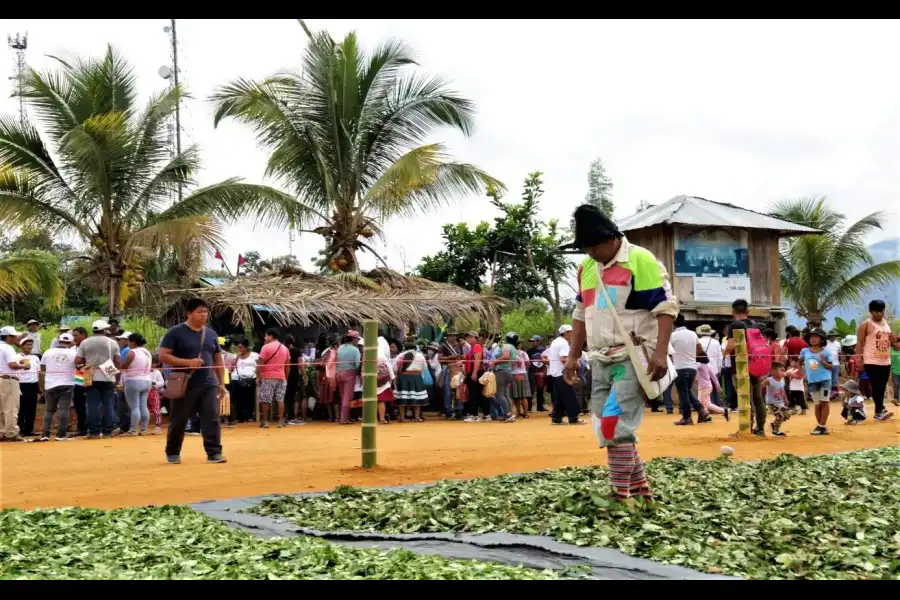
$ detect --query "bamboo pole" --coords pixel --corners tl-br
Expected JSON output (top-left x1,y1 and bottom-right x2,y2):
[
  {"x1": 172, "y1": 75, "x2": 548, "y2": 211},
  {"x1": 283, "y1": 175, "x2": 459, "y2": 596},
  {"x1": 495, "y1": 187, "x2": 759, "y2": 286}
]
[
  {"x1": 732, "y1": 329, "x2": 751, "y2": 435},
  {"x1": 361, "y1": 320, "x2": 378, "y2": 468}
]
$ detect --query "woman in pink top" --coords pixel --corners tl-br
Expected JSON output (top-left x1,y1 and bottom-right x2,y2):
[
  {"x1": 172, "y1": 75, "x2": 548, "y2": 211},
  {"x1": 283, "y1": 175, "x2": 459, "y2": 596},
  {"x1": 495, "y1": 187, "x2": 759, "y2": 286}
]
[
  {"x1": 855, "y1": 299, "x2": 895, "y2": 421},
  {"x1": 120, "y1": 333, "x2": 154, "y2": 435},
  {"x1": 256, "y1": 328, "x2": 290, "y2": 428}
]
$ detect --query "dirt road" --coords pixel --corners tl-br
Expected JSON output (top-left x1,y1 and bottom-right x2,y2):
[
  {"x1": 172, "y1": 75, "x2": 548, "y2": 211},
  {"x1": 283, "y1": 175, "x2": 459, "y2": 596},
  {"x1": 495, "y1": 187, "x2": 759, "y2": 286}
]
[{"x1": 2, "y1": 407, "x2": 896, "y2": 510}]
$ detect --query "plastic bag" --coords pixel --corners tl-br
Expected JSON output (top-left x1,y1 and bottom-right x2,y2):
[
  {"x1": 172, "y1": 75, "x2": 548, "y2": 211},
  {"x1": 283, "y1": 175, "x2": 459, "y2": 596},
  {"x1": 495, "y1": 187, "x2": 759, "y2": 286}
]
[
  {"x1": 479, "y1": 371, "x2": 497, "y2": 398},
  {"x1": 450, "y1": 371, "x2": 465, "y2": 389}
]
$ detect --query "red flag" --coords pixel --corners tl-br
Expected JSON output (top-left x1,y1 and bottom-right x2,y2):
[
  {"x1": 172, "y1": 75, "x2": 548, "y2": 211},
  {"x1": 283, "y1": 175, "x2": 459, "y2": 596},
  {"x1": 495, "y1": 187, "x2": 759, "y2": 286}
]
[
  {"x1": 238, "y1": 254, "x2": 246, "y2": 266},
  {"x1": 214, "y1": 250, "x2": 223, "y2": 260}
]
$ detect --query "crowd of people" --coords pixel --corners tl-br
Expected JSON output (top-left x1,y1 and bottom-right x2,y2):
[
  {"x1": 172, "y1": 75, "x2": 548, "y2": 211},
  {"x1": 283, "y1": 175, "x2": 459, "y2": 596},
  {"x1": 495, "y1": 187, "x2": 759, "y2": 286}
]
[
  {"x1": 0, "y1": 203, "x2": 897, "y2": 504},
  {"x1": 654, "y1": 298, "x2": 898, "y2": 437},
  {"x1": 0, "y1": 297, "x2": 896, "y2": 452}
]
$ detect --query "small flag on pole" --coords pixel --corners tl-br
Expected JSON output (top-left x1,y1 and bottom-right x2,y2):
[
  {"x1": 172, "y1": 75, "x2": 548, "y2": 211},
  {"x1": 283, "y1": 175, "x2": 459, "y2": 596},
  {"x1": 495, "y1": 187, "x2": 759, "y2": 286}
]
[
  {"x1": 214, "y1": 250, "x2": 224, "y2": 260},
  {"x1": 238, "y1": 254, "x2": 246, "y2": 266}
]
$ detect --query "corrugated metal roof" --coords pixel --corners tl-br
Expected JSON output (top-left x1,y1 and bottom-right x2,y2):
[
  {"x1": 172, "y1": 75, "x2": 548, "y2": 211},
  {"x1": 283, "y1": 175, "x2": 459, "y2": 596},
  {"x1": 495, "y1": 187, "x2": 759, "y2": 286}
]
[{"x1": 616, "y1": 196, "x2": 822, "y2": 235}]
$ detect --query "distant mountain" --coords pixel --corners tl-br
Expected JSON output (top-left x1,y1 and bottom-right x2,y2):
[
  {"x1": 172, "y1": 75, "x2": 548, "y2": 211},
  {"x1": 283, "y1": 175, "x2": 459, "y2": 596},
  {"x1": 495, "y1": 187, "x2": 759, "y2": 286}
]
[{"x1": 786, "y1": 237, "x2": 900, "y2": 329}]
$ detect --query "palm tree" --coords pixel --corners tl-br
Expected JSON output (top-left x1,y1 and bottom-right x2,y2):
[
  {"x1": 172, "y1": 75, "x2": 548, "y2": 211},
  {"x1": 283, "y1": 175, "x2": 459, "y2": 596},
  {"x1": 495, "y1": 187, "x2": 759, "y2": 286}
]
[
  {"x1": 0, "y1": 250, "x2": 64, "y2": 309},
  {"x1": 770, "y1": 197, "x2": 900, "y2": 322},
  {"x1": 211, "y1": 20, "x2": 503, "y2": 273},
  {"x1": 0, "y1": 46, "x2": 300, "y2": 316}
]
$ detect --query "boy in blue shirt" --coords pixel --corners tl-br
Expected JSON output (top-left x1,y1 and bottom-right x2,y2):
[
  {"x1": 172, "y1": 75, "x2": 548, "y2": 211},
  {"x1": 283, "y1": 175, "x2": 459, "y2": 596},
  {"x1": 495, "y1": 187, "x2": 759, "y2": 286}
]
[{"x1": 801, "y1": 328, "x2": 834, "y2": 436}]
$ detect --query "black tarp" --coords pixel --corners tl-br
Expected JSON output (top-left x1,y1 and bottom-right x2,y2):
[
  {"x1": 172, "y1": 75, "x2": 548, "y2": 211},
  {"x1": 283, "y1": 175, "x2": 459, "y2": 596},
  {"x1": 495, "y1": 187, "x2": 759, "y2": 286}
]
[{"x1": 190, "y1": 488, "x2": 736, "y2": 580}]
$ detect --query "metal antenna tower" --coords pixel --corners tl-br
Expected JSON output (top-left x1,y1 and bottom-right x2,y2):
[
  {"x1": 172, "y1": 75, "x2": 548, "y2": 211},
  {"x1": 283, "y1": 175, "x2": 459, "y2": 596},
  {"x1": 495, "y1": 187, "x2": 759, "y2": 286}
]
[
  {"x1": 158, "y1": 20, "x2": 183, "y2": 201},
  {"x1": 7, "y1": 32, "x2": 27, "y2": 126},
  {"x1": 7, "y1": 32, "x2": 28, "y2": 323}
]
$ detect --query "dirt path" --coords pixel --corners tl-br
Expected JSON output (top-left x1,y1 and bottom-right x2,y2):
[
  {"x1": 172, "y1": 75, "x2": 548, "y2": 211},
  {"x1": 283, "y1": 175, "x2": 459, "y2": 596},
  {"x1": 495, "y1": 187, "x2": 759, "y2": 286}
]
[{"x1": 2, "y1": 407, "x2": 897, "y2": 510}]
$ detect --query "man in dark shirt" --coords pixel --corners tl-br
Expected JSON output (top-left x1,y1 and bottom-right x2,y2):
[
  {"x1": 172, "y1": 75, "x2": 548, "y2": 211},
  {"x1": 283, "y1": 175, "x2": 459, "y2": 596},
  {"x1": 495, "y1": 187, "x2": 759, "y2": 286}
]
[
  {"x1": 158, "y1": 298, "x2": 226, "y2": 464},
  {"x1": 283, "y1": 334, "x2": 304, "y2": 423},
  {"x1": 526, "y1": 336, "x2": 547, "y2": 411},
  {"x1": 439, "y1": 331, "x2": 463, "y2": 419},
  {"x1": 723, "y1": 299, "x2": 766, "y2": 435}
]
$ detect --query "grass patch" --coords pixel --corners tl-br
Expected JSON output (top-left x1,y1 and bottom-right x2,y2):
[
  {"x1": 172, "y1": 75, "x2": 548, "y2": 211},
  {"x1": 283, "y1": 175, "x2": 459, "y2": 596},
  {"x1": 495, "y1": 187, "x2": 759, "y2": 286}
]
[
  {"x1": 249, "y1": 448, "x2": 900, "y2": 580},
  {"x1": 0, "y1": 505, "x2": 560, "y2": 580}
]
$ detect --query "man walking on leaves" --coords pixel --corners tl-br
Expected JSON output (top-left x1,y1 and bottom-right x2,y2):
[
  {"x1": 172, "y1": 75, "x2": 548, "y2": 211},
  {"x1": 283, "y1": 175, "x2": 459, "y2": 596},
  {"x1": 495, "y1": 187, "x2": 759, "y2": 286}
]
[{"x1": 562, "y1": 204, "x2": 677, "y2": 504}]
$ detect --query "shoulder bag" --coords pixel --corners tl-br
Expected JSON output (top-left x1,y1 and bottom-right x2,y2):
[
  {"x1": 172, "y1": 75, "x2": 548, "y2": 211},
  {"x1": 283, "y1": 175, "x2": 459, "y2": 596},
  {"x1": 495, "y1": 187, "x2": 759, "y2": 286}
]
[
  {"x1": 595, "y1": 275, "x2": 675, "y2": 399},
  {"x1": 163, "y1": 326, "x2": 207, "y2": 401}
]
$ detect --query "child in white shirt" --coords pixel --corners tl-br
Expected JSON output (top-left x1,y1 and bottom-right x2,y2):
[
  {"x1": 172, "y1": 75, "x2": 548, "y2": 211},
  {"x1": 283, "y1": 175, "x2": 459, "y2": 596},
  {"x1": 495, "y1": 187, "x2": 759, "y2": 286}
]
[
  {"x1": 786, "y1": 358, "x2": 808, "y2": 415},
  {"x1": 840, "y1": 380, "x2": 867, "y2": 425}
]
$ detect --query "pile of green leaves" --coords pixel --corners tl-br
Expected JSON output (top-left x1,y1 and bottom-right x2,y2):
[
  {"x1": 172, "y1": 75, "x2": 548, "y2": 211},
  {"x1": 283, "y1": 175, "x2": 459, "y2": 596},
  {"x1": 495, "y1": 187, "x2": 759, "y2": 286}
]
[
  {"x1": 250, "y1": 448, "x2": 900, "y2": 580},
  {"x1": 0, "y1": 505, "x2": 559, "y2": 580}
]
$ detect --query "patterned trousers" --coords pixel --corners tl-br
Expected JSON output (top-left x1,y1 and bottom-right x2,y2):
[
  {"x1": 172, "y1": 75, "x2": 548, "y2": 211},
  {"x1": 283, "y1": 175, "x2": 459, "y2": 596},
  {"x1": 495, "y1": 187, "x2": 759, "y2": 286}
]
[{"x1": 607, "y1": 443, "x2": 651, "y2": 499}]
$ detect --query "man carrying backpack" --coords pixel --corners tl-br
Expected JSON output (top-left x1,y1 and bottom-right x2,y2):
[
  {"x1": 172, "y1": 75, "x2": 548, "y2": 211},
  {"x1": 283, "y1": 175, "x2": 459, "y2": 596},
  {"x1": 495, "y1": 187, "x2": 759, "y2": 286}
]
[{"x1": 723, "y1": 299, "x2": 769, "y2": 436}]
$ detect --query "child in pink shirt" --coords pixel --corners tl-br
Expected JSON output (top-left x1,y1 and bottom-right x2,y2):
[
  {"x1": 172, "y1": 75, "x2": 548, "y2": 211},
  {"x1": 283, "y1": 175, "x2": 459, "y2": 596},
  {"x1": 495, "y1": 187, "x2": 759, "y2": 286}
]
[{"x1": 697, "y1": 362, "x2": 726, "y2": 418}]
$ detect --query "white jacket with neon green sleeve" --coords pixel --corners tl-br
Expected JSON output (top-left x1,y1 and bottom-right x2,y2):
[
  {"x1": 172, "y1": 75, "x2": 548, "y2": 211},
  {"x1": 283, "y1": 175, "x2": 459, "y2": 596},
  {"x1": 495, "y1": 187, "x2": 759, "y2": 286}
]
[{"x1": 572, "y1": 237, "x2": 678, "y2": 354}]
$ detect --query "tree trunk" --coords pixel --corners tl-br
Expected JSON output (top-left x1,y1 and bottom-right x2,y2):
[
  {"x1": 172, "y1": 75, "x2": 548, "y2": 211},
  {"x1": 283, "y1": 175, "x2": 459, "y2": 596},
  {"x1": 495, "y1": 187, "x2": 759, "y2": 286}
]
[
  {"x1": 108, "y1": 274, "x2": 122, "y2": 318},
  {"x1": 525, "y1": 246, "x2": 560, "y2": 329},
  {"x1": 551, "y1": 277, "x2": 562, "y2": 330}
]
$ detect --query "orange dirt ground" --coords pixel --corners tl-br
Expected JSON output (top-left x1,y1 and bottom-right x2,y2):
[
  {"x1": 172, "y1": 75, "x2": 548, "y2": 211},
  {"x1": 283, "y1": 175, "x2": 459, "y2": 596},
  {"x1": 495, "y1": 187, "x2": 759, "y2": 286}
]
[{"x1": 1, "y1": 405, "x2": 897, "y2": 511}]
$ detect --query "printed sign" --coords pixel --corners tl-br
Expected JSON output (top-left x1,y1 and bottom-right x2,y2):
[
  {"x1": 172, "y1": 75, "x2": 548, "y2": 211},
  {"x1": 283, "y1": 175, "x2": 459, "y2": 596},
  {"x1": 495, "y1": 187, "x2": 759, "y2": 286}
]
[
  {"x1": 694, "y1": 276, "x2": 752, "y2": 303},
  {"x1": 675, "y1": 230, "x2": 749, "y2": 277}
]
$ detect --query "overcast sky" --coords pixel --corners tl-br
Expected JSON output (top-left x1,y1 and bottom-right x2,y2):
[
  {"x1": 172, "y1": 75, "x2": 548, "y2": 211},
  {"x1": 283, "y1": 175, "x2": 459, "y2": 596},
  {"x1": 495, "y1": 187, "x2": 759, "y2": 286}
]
[{"x1": 2, "y1": 19, "x2": 898, "y2": 277}]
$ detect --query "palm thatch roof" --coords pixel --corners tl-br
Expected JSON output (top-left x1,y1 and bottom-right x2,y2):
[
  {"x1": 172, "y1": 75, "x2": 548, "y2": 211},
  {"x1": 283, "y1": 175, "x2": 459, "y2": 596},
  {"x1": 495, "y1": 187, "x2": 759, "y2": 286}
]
[{"x1": 165, "y1": 268, "x2": 508, "y2": 329}]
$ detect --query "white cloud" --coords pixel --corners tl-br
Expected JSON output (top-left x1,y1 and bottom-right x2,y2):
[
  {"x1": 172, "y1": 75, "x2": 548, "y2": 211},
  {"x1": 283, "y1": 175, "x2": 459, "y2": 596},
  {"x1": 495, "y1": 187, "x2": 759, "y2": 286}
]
[{"x1": 2, "y1": 18, "x2": 898, "y2": 276}]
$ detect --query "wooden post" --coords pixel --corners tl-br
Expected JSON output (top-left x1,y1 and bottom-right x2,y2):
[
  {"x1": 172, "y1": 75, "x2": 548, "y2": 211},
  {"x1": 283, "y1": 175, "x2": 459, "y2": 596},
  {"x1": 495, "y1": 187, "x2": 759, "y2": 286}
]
[
  {"x1": 361, "y1": 320, "x2": 378, "y2": 468},
  {"x1": 733, "y1": 328, "x2": 751, "y2": 435}
]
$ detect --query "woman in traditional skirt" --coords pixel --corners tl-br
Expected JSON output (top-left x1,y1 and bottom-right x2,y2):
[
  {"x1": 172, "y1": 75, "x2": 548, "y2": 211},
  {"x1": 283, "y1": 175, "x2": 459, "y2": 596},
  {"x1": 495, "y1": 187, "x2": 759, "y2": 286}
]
[
  {"x1": 316, "y1": 335, "x2": 340, "y2": 422},
  {"x1": 376, "y1": 350, "x2": 395, "y2": 424},
  {"x1": 511, "y1": 340, "x2": 532, "y2": 418},
  {"x1": 395, "y1": 338, "x2": 429, "y2": 422}
]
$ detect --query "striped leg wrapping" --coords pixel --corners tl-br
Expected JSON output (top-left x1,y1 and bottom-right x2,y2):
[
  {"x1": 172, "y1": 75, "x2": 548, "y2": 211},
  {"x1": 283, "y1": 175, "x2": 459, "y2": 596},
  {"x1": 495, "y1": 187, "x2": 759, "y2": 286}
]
[{"x1": 607, "y1": 444, "x2": 651, "y2": 499}]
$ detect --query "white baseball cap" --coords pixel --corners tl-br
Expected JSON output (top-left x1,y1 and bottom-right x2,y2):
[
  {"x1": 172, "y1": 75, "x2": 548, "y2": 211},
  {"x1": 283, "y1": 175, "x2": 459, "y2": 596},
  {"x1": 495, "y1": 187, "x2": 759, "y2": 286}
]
[
  {"x1": 558, "y1": 324, "x2": 573, "y2": 334},
  {"x1": 116, "y1": 331, "x2": 132, "y2": 339},
  {"x1": 91, "y1": 320, "x2": 110, "y2": 332},
  {"x1": 0, "y1": 326, "x2": 20, "y2": 337},
  {"x1": 26, "y1": 319, "x2": 41, "y2": 326},
  {"x1": 58, "y1": 333, "x2": 74, "y2": 343}
]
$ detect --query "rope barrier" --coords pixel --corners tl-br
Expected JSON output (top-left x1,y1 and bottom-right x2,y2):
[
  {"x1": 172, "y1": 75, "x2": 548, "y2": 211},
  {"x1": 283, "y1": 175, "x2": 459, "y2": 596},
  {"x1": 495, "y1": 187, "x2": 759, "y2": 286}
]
[{"x1": 21, "y1": 348, "x2": 878, "y2": 375}]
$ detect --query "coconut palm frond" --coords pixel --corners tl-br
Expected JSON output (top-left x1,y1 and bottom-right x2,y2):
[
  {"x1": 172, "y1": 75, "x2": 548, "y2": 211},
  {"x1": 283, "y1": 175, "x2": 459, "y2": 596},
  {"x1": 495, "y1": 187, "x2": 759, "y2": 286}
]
[
  {"x1": 211, "y1": 25, "x2": 502, "y2": 273},
  {"x1": 770, "y1": 198, "x2": 900, "y2": 317},
  {"x1": 821, "y1": 261, "x2": 900, "y2": 313},
  {"x1": 0, "y1": 250, "x2": 65, "y2": 308}
]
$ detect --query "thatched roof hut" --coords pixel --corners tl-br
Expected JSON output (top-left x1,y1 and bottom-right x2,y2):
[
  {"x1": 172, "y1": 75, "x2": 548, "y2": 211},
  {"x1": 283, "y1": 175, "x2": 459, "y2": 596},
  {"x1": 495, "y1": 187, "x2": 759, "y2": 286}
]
[{"x1": 164, "y1": 268, "x2": 508, "y2": 331}]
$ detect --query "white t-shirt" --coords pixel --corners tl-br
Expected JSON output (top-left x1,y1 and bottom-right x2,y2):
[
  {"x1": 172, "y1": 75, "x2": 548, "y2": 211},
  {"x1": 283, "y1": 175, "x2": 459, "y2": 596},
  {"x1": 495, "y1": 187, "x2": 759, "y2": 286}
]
[
  {"x1": 233, "y1": 353, "x2": 259, "y2": 379},
  {"x1": 671, "y1": 327, "x2": 699, "y2": 371},
  {"x1": 547, "y1": 336, "x2": 570, "y2": 378},
  {"x1": 41, "y1": 347, "x2": 77, "y2": 390},
  {"x1": 826, "y1": 340, "x2": 841, "y2": 364},
  {"x1": 378, "y1": 336, "x2": 391, "y2": 361},
  {"x1": 699, "y1": 335, "x2": 724, "y2": 375},
  {"x1": 150, "y1": 369, "x2": 165, "y2": 389},
  {"x1": 721, "y1": 339, "x2": 731, "y2": 369},
  {"x1": 0, "y1": 341, "x2": 19, "y2": 375},
  {"x1": 17, "y1": 353, "x2": 40, "y2": 383}
]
